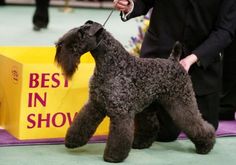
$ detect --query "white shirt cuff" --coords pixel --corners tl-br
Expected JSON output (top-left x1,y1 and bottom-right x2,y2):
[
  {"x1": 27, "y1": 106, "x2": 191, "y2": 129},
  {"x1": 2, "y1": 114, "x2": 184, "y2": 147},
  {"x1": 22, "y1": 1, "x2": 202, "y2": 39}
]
[{"x1": 121, "y1": 0, "x2": 134, "y2": 21}]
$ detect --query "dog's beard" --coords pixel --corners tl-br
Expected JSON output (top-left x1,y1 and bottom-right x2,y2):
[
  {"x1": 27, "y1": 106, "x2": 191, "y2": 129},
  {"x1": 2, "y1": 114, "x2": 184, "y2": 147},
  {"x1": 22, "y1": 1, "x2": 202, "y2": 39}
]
[
  {"x1": 63, "y1": 55, "x2": 79, "y2": 79},
  {"x1": 55, "y1": 47, "x2": 80, "y2": 79}
]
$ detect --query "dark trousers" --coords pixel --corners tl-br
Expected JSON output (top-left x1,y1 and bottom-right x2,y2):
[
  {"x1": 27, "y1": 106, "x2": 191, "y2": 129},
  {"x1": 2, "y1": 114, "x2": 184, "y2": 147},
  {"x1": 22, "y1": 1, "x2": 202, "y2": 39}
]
[
  {"x1": 220, "y1": 39, "x2": 236, "y2": 120},
  {"x1": 220, "y1": 80, "x2": 236, "y2": 120},
  {"x1": 33, "y1": 0, "x2": 50, "y2": 27},
  {"x1": 156, "y1": 92, "x2": 219, "y2": 142},
  {"x1": 140, "y1": 31, "x2": 220, "y2": 142},
  {"x1": 0, "y1": 0, "x2": 5, "y2": 5}
]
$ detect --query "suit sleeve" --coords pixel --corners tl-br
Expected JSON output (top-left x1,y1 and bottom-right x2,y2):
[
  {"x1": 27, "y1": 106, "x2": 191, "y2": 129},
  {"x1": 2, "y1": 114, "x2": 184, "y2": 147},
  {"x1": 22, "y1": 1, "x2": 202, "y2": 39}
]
[
  {"x1": 193, "y1": 0, "x2": 236, "y2": 69},
  {"x1": 120, "y1": 0, "x2": 155, "y2": 21}
]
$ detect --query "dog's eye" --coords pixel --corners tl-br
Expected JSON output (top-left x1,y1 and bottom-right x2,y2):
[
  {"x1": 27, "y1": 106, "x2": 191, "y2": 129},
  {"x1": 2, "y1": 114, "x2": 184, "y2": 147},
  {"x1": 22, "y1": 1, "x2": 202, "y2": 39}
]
[
  {"x1": 72, "y1": 43, "x2": 78, "y2": 52},
  {"x1": 78, "y1": 31, "x2": 84, "y2": 39},
  {"x1": 56, "y1": 42, "x2": 63, "y2": 48}
]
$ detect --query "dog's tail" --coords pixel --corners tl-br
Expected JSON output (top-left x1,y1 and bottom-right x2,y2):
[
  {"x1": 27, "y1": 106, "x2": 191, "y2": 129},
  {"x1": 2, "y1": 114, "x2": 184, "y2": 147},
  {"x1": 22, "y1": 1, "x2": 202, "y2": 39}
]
[{"x1": 168, "y1": 41, "x2": 182, "y2": 61}]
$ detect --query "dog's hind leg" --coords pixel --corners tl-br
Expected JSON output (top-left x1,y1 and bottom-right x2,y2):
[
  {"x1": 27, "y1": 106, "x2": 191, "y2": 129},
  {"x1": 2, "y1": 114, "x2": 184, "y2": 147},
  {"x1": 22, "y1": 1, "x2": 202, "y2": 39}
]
[
  {"x1": 103, "y1": 114, "x2": 134, "y2": 163},
  {"x1": 132, "y1": 103, "x2": 159, "y2": 149},
  {"x1": 163, "y1": 97, "x2": 216, "y2": 154},
  {"x1": 65, "y1": 101, "x2": 106, "y2": 148}
]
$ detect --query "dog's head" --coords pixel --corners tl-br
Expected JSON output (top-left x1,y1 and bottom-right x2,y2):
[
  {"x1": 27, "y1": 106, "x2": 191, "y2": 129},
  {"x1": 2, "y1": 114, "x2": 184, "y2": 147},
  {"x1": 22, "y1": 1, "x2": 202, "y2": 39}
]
[{"x1": 55, "y1": 20, "x2": 103, "y2": 79}]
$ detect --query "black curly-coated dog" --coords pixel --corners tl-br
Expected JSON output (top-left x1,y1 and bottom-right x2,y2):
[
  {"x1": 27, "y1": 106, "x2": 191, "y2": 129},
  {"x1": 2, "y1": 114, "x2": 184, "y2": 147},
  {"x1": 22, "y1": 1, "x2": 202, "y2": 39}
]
[{"x1": 55, "y1": 21, "x2": 215, "y2": 163}]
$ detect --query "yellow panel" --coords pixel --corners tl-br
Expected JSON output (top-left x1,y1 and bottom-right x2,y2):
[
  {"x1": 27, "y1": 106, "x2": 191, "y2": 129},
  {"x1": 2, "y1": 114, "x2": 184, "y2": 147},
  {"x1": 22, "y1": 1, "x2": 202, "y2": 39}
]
[
  {"x1": 0, "y1": 47, "x2": 94, "y2": 64},
  {"x1": 0, "y1": 46, "x2": 108, "y2": 140}
]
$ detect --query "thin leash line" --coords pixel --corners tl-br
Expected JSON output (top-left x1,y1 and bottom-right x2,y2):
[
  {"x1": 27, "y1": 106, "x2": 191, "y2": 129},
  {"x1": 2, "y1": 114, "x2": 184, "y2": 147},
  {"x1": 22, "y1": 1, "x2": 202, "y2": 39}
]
[
  {"x1": 95, "y1": 2, "x2": 116, "y2": 48},
  {"x1": 103, "y1": 0, "x2": 120, "y2": 27},
  {"x1": 103, "y1": 8, "x2": 115, "y2": 27}
]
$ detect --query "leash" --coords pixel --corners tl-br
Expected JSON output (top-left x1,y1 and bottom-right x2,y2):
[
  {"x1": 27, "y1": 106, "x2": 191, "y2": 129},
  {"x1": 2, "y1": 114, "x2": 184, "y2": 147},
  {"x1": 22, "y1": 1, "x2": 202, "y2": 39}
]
[
  {"x1": 94, "y1": 1, "x2": 119, "y2": 49},
  {"x1": 93, "y1": 3, "x2": 116, "y2": 49},
  {"x1": 103, "y1": 8, "x2": 115, "y2": 27},
  {"x1": 102, "y1": 0, "x2": 121, "y2": 28}
]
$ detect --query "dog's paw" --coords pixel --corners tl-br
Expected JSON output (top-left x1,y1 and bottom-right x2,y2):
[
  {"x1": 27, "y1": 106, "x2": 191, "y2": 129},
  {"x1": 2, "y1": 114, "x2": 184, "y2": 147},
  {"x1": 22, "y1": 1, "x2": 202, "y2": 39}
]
[
  {"x1": 132, "y1": 141, "x2": 152, "y2": 149},
  {"x1": 65, "y1": 141, "x2": 80, "y2": 149},
  {"x1": 103, "y1": 155, "x2": 125, "y2": 163},
  {"x1": 195, "y1": 141, "x2": 215, "y2": 154},
  {"x1": 194, "y1": 137, "x2": 216, "y2": 154},
  {"x1": 65, "y1": 137, "x2": 81, "y2": 148},
  {"x1": 65, "y1": 134, "x2": 87, "y2": 149},
  {"x1": 132, "y1": 136, "x2": 153, "y2": 149},
  {"x1": 103, "y1": 150, "x2": 129, "y2": 163}
]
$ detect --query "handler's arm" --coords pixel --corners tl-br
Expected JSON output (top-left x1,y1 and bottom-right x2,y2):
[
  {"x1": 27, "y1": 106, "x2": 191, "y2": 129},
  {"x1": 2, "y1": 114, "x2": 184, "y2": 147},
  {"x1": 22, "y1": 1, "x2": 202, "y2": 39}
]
[
  {"x1": 113, "y1": 0, "x2": 155, "y2": 21},
  {"x1": 192, "y1": 0, "x2": 236, "y2": 69}
]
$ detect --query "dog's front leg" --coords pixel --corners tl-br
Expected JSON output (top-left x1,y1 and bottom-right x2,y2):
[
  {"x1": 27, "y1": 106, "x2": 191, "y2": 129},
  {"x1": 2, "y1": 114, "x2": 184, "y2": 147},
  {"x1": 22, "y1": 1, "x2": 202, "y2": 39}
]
[
  {"x1": 103, "y1": 114, "x2": 134, "y2": 163},
  {"x1": 65, "y1": 101, "x2": 105, "y2": 148}
]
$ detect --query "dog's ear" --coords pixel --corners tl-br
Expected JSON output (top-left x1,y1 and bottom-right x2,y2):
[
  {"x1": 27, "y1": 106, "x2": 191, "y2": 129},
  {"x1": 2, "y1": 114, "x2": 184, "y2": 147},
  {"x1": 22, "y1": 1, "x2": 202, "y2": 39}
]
[
  {"x1": 54, "y1": 41, "x2": 62, "y2": 63},
  {"x1": 85, "y1": 20, "x2": 94, "y2": 25},
  {"x1": 88, "y1": 22, "x2": 103, "y2": 36}
]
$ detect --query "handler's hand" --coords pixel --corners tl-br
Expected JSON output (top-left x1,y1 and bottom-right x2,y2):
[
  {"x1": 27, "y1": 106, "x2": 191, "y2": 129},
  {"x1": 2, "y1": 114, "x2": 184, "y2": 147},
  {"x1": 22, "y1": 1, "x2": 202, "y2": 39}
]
[
  {"x1": 179, "y1": 54, "x2": 198, "y2": 72},
  {"x1": 113, "y1": 0, "x2": 132, "y2": 13}
]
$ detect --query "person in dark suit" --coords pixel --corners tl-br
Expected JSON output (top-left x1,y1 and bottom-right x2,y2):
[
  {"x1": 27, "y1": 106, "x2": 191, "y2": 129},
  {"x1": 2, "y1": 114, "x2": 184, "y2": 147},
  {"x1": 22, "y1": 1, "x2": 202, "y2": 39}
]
[
  {"x1": 114, "y1": 0, "x2": 236, "y2": 141},
  {"x1": 0, "y1": 0, "x2": 5, "y2": 5},
  {"x1": 220, "y1": 39, "x2": 236, "y2": 120},
  {"x1": 33, "y1": 0, "x2": 50, "y2": 31}
]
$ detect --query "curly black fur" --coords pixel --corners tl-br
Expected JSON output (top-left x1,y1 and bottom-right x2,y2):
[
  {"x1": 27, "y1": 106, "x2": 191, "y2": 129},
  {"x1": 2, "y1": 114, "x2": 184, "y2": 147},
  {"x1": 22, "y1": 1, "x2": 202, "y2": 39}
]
[{"x1": 55, "y1": 21, "x2": 215, "y2": 163}]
